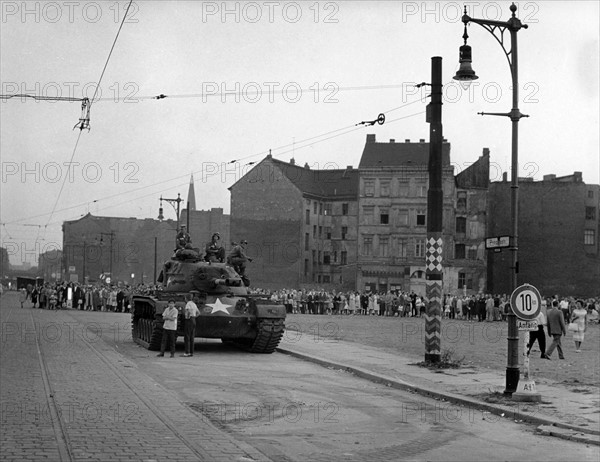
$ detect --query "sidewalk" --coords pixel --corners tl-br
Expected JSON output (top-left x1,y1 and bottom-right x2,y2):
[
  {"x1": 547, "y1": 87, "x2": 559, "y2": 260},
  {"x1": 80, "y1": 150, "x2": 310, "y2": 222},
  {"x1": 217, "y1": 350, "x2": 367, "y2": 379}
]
[{"x1": 276, "y1": 334, "x2": 600, "y2": 446}]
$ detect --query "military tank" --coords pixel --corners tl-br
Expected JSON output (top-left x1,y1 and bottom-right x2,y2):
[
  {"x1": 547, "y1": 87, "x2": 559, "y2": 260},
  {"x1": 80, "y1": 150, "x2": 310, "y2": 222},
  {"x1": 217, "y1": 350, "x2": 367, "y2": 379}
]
[{"x1": 131, "y1": 249, "x2": 286, "y2": 353}]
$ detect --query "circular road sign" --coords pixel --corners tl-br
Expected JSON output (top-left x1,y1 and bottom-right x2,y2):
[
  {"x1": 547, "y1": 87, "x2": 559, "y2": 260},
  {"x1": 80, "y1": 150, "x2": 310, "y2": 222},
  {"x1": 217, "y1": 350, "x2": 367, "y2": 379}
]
[{"x1": 510, "y1": 284, "x2": 542, "y2": 320}]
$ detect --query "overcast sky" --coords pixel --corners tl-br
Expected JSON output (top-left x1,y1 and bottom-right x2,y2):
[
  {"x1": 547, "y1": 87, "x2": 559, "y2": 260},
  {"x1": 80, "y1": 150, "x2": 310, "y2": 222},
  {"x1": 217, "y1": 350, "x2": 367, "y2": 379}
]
[{"x1": 1, "y1": 0, "x2": 599, "y2": 265}]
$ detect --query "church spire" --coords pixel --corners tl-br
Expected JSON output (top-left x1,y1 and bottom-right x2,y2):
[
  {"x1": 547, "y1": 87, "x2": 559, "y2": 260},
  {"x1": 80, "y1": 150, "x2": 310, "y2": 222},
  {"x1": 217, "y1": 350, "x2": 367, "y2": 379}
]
[{"x1": 187, "y1": 173, "x2": 196, "y2": 211}]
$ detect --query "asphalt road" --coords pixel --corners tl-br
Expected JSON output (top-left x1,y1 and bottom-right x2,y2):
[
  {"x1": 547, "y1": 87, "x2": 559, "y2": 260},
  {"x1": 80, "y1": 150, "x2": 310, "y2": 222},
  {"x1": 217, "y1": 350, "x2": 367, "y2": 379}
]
[{"x1": 41, "y1": 306, "x2": 598, "y2": 462}]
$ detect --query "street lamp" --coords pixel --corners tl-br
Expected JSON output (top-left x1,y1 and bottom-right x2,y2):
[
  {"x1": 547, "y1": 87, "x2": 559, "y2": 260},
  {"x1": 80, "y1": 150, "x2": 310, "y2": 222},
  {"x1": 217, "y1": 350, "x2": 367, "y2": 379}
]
[
  {"x1": 159, "y1": 193, "x2": 183, "y2": 247},
  {"x1": 454, "y1": 2, "x2": 529, "y2": 395},
  {"x1": 98, "y1": 231, "x2": 115, "y2": 282}
]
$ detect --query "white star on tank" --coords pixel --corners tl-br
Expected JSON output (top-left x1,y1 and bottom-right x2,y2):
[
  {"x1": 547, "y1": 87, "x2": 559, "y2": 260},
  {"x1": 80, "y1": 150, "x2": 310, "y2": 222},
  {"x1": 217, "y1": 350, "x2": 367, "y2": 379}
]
[{"x1": 206, "y1": 298, "x2": 232, "y2": 315}]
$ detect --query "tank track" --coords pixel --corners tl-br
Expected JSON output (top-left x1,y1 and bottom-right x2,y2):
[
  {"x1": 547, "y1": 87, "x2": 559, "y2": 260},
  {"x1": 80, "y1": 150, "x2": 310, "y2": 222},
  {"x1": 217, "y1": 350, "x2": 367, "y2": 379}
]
[
  {"x1": 235, "y1": 319, "x2": 285, "y2": 354},
  {"x1": 132, "y1": 317, "x2": 162, "y2": 351}
]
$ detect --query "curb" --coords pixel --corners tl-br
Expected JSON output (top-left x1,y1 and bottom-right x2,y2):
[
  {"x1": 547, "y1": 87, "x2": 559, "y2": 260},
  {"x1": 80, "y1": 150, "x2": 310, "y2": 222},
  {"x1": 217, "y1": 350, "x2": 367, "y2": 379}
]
[{"x1": 277, "y1": 346, "x2": 600, "y2": 446}]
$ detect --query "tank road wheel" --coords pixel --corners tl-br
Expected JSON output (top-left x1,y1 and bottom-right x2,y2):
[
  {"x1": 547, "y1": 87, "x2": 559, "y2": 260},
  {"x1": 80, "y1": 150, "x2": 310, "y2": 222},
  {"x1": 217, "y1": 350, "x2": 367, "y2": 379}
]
[{"x1": 238, "y1": 320, "x2": 285, "y2": 354}]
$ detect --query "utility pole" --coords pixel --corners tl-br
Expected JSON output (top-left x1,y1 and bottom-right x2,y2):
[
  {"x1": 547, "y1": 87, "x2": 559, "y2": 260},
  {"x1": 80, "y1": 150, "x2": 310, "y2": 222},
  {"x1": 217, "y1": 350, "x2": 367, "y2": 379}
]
[{"x1": 425, "y1": 56, "x2": 444, "y2": 363}]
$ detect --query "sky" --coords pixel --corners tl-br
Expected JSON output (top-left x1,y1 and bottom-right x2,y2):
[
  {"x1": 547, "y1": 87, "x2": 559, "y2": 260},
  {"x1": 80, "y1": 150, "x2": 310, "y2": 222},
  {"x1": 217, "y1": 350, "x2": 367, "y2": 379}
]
[{"x1": 1, "y1": 0, "x2": 599, "y2": 265}]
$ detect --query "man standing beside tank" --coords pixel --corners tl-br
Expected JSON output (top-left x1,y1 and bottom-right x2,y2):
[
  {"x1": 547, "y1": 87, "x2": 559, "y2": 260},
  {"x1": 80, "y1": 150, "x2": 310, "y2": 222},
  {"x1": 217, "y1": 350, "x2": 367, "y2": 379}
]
[
  {"x1": 183, "y1": 293, "x2": 200, "y2": 357},
  {"x1": 157, "y1": 299, "x2": 178, "y2": 358}
]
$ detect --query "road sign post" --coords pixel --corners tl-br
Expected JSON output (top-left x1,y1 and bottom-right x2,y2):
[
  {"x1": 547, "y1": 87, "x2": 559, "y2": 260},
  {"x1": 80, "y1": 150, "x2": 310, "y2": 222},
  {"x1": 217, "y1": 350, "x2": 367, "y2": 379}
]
[{"x1": 510, "y1": 284, "x2": 542, "y2": 402}]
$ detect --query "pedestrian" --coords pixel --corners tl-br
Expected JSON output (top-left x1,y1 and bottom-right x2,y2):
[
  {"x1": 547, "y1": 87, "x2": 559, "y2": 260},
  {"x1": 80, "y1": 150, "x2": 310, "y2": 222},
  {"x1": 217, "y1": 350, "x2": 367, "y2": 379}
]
[
  {"x1": 19, "y1": 288, "x2": 27, "y2": 308},
  {"x1": 545, "y1": 300, "x2": 566, "y2": 360},
  {"x1": 570, "y1": 300, "x2": 587, "y2": 353},
  {"x1": 157, "y1": 299, "x2": 179, "y2": 358},
  {"x1": 527, "y1": 309, "x2": 548, "y2": 358},
  {"x1": 182, "y1": 293, "x2": 200, "y2": 357}
]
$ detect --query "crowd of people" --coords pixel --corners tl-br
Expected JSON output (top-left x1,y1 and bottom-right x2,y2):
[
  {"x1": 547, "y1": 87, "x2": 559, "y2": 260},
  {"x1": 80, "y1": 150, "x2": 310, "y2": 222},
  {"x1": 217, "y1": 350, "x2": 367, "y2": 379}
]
[{"x1": 248, "y1": 288, "x2": 600, "y2": 323}]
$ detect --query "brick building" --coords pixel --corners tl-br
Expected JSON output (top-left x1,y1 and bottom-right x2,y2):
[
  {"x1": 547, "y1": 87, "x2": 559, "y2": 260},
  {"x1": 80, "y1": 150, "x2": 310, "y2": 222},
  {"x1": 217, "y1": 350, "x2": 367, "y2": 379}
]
[
  {"x1": 487, "y1": 172, "x2": 600, "y2": 296},
  {"x1": 229, "y1": 155, "x2": 359, "y2": 290},
  {"x1": 230, "y1": 135, "x2": 489, "y2": 294}
]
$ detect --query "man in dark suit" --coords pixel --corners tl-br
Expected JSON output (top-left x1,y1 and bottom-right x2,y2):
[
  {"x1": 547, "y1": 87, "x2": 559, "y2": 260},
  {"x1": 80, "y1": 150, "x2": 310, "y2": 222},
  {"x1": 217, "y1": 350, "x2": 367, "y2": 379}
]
[{"x1": 545, "y1": 300, "x2": 566, "y2": 360}]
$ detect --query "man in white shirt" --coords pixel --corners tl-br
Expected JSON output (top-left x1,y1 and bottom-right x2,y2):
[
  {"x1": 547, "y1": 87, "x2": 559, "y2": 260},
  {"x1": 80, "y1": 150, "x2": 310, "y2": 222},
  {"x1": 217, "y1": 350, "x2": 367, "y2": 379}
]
[
  {"x1": 157, "y1": 299, "x2": 179, "y2": 358},
  {"x1": 183, "y1": 293, "x2": 200, "y2": 357},
  {"x1": 527, "y1": 307, "x2": 548, "y2": 358}
]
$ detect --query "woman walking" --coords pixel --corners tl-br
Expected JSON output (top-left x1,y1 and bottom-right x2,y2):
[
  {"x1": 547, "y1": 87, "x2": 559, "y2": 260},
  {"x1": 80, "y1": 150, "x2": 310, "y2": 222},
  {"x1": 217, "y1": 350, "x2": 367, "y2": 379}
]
[{"x1": 571, "y1": 300, "x2": 587, "y2": 353}]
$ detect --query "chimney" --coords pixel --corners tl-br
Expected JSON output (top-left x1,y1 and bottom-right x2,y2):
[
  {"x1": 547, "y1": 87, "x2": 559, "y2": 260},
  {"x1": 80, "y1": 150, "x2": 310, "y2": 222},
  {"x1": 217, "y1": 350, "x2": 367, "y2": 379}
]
[
  {"x1": 543, "y1": 174, "x2": 556, "y2": 181},
  {"x1": 366, "y1": 134, "x2": 376, "y2": 143},
  {"x1": 405, "y1": 139, "x2": 411, "y2": 143},
  {"x1": 419, "y1": 139, "x2": 425, "y2": 143},
  {"x1": 574, "y1": 171, "x2": 582, "y2": 182},
  {"x1": 502, "y1": 172, "x2": 508, "y2": 182},
  {"x1": 290, "y1": 157, "x2": 295, "y2": 165},
  {"x1": 304, "y1": 162, "x2": 310, "y2": 169},
  {"x1": 346, "y1": 165, "x2": 352, "y2": 170},
  {"x1": 482, "y1": 148, "x2": 490, "y2": 156},
  {"x1": 389, "y1": 139, "x2": 395, "y2": 143}
]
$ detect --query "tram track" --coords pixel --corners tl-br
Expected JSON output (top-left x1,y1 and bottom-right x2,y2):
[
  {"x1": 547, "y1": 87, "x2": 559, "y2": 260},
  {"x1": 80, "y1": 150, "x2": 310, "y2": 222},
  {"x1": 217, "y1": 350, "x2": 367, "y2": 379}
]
[{"x1": 18, "y1": 305, "x2": 269, "y2": 462}]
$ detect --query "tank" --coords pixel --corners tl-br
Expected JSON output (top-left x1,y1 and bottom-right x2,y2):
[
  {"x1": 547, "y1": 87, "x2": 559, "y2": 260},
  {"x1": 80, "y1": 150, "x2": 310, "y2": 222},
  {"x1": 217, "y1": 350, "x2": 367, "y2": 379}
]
[{"x1": 131, "y1": 250, "x2": 286, "y2": 353}]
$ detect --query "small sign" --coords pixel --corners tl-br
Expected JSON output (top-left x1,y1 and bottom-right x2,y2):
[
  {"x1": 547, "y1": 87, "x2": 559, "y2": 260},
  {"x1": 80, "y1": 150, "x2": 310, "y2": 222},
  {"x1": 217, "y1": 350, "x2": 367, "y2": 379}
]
[
  {"x1": 69, "y1": 265, "x2": 76, "y2": 272},
  {"x1": 518, "y1": 320, "x2": 538, "y2": 331},
  {"x1": 485, "y1": 236, "x2": 510, "y2": 249},
  {"x1": 510, "y1": 284, "x2": 542, "y2": 321}
]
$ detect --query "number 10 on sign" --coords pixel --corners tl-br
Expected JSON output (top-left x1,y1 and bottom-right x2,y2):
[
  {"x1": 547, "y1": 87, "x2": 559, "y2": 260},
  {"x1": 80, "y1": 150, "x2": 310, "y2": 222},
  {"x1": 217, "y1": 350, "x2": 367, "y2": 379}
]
[{"x1": 510, "y1": 284, "x2": 542, "y2": 321}]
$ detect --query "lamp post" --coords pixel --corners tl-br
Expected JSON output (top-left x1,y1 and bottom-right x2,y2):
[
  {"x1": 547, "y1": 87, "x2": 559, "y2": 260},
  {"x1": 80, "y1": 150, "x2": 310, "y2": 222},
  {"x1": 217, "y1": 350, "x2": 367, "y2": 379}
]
[
  {"x1": 453, "y1": 2, "x2": 529, "y2": 395},
  {"x1": 159, "y1": 193, "x2": 183, "y2": 247},
  {"x1": 99, "y1": 231, "x2": 115, "y2": 282}
]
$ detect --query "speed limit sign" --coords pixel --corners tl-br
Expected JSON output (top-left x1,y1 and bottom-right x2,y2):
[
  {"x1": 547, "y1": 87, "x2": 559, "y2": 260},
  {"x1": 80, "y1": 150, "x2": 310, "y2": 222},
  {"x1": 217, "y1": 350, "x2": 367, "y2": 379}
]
[{"x1": 510, "y1": 284, "x2": 542, "y2": 320}]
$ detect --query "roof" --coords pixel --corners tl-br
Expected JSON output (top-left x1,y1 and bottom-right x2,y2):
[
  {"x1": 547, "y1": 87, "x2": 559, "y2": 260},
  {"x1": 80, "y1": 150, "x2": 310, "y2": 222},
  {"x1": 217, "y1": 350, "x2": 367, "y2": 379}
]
[
  {"x1": 358, "y1": 135, "x2": 451, "y2": 168},
  {"x1": 270, "y1": 158, "x2": 359, "y2": 198}
]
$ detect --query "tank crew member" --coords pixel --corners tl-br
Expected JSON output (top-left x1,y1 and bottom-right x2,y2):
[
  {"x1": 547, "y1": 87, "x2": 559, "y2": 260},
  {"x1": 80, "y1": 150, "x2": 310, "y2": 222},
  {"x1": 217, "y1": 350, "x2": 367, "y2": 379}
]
[
  {"x1": 176, "y1": 225, "x2": 192, "y2": 250},
  {"x1": 157, "y1": 299, "x2": 178, "y2": 358},
  {"x1": 204, "y1": 232, "x2": 225, "y2": 263},
  {"x1": 228, "y1": 240, "x2": 252, "y2": 285}
]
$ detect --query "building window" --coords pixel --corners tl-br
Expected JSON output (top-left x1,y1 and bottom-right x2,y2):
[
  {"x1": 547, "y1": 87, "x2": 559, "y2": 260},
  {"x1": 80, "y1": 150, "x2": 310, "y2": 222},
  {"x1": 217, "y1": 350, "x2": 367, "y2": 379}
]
[
  {"x1": 333, "y1": 251, "x2": 337, "y2": 263},
  {"x1": 398, "y1": 182, "x2": 408, "y2": 197},
  {"x1": 313, "y1": 202, "x2": 318, "y2": 214},
  {"x1": 341, "y1": 251, "x2": 347, "y2": 265},
  {"x1": 455, "y1": 243, "x2": 465, "y2": 259},
  {"x1": 380, "y1": 180, "x2": 390, "y2": 197},
  {"x1": 396, "y1": 210, "x2": 408, "y2": 226},
  {"x1": 304, "y1": 259, "x2": 309, "y2": 276},
  {"x1": 585, "y1": 207, "x2": 596, "y2": 220},
  {"x1": 319, "y1": 203, "x2": 323, "y2": 215},
  {"x1": 379, "y1": 237, "x2": 389, "y2": 257},
  {"x1": 312, "y1": 249, "x2": 316, "y2": 264},
  {"x1": 341, "y1": 226, "x2": 348, "y2": 240},
  {"x1": 456, "y1": 217, "x2": 466, "y2": 234},
  {"x1": 305, "y1": 233, "x2": 309, "y2": 250},
  {"x1": 415, "y1": 239, "x2": 425, "y2": 258},
  {"x1": 313, "y1": 225, "x2": 317, "y2": 238},
  {"x1": 325, "y1": 227, "x2": 332, "y2": 240},
  {"x1": 457, "y1": 191, "x2": 467, "y2": 209},
  {"x1": 363, "y1": 236, "x2": 373, "y2": 256},
  {"x1": 324, "y1": 202, "x2": 332, "y2": 215},
  {"x1": 342, "y1": 203, "x2": 349, "y2": 215},
  {"x1": 305, "y1": 209, "x2": 310, "y2": 225},
  {"x1": 584, "y1": 230, "x2": 595, "y2": 245},
  {"x1": 322, "y1": 275, "x2": 331, "y2": 283},
  {"x1": 397, "y1": 239, "x2": 407, "y2": 258},
  {"x1": 365, "y1": 180, "x2": 375, "y2": 197},
  {"x1": 318, "y1": 250, "x2": 322, "y2": 264},
  {"x1": 416, "y1": 212, "x2": 426, "y2": 226},
  {"x1": 467, "y1": 246, "x2": 478, "y2": 260},
  {"x1": 458, "y1": 272, "x2": 466, "y2": 288},
  {"x1": 363, "y1": 206, "x2": 374, "y2": 224},
  {"x1": 323, "y1": 252, "x2": 331, "y2": 265},
  {"x1": 588, "y1": 190, "x2": 594, "y2": 199},
  {"x1": 318, "y1": 226, "x2": 322, "y2": 238},
  {"x1": 417, "y1": 185, "x2": 427, "y2": 197},
  {"x1": 380, "y1": 211, "x2": 389, "y2": 225}
]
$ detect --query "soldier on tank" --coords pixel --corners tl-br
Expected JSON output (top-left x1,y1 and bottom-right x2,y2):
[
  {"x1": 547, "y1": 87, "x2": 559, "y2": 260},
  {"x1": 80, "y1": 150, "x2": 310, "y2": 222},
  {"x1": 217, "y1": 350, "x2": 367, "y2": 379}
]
[
  {"x1": 228, "y1": 239, "x2": 252, "y2": 286},
  {"x1": 176, "y1": 225, "x2": 192, "y2": 250},
  {"x1": 204, "y1": 232, "x2": 225, "y2": 263}
]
